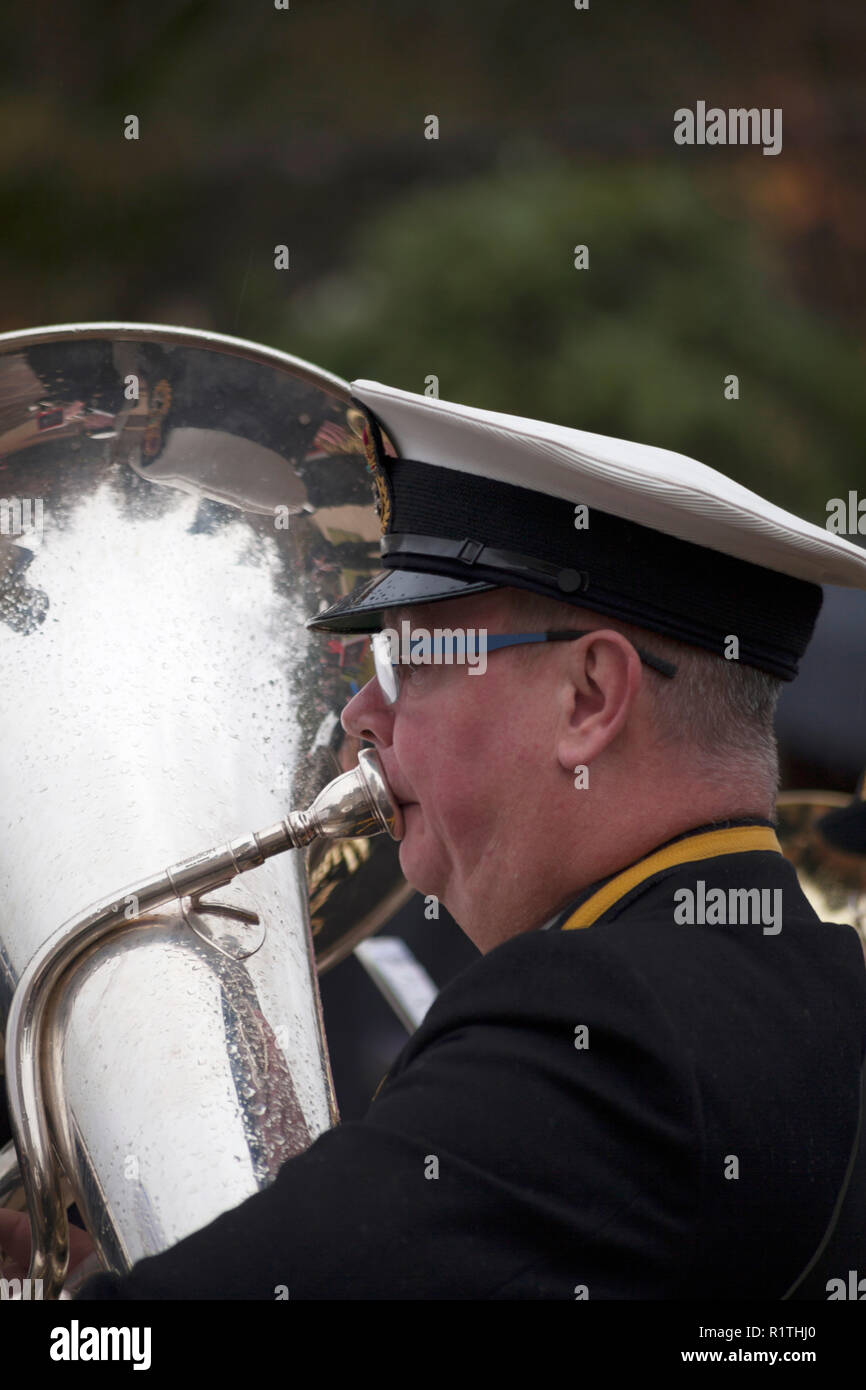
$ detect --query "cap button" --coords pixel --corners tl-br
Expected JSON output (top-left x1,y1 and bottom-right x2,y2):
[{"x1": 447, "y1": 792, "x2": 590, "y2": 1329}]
[{"x1": 557, "y1": 568, "x2": 584, "y2": 593}]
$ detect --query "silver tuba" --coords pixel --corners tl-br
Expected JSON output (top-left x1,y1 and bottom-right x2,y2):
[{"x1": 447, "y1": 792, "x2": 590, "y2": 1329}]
[{"x1": 0, "y1": 324, "x2": 411, "y2": 1298}]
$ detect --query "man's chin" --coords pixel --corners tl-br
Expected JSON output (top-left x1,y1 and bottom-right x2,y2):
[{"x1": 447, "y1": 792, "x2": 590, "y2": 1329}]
[{"x1": 397, "y1": 808, "x2": 443, "y2": 899}]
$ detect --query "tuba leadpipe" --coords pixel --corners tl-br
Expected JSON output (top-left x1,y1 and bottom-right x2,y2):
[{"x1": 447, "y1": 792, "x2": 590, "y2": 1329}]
[{"x1": 6, "y1": 749, "x2": 401, "y2": 1298}]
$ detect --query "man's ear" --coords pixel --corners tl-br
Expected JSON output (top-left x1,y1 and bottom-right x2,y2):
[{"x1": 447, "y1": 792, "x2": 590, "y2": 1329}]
[{"x1": 554, "y1": 629, "x2": 643, "y2": 774}]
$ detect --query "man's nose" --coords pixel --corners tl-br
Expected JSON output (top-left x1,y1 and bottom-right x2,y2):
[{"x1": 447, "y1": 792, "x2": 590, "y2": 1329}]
[{"x1": 341, "y1": 675, "x2": 395, "y2": 746}]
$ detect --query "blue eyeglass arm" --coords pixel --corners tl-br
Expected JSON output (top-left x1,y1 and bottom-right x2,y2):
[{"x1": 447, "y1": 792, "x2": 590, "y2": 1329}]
[
  {"x1": 540, "y1": 629, "x2": 678, "y2": 678},
  {"x1": 375, "y1": 628, "x2": 677, "y2": 678},
  {"x1": 482, "y1": 630, "x2": 677, "y2": 677}
]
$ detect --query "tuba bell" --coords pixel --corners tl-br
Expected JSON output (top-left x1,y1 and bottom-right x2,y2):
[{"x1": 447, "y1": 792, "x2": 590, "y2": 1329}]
[{"x1": 0, "y1": 324, "x2": 411, "y2": 1298}]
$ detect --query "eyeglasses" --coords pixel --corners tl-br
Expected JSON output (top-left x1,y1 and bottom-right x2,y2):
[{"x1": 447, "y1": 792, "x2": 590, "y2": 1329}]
[{"x1": 371, "y1": 628, "x2": 677, "y2": 705}]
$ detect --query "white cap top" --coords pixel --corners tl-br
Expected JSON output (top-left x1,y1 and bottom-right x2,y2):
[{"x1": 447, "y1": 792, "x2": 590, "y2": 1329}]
[{"x1": 351, "y1": 379, "x2": 866, "y2": 590}]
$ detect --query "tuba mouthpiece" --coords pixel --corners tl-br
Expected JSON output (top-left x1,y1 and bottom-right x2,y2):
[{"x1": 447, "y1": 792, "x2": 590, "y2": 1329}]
[{"x1": 286, "y1": 748, "x2": 404, "y2": 847}]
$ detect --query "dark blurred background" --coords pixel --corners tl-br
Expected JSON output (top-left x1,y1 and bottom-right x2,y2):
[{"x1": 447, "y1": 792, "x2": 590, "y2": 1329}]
[{"x1": 2, "y1": 0, "x2": 864, "y2": 1118}]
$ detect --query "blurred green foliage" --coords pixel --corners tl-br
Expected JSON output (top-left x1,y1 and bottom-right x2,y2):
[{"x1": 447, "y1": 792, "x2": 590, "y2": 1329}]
[
  {"x1": 278, "y1": 161, "x2": 864, "y2": 523},
  {"x1": 1, "y1": 3, "x2": 862, "y2": 529}
]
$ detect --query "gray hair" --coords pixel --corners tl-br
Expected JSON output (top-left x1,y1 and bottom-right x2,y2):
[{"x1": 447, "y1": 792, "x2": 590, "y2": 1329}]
[{"x1": 499, "y1": 587, "x2": 782, "y2": 804}]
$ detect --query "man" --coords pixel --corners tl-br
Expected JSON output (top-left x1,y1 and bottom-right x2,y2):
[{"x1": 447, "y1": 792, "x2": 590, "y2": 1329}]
[{"x1": 4, "y1": 381, "x2": 866, "y2": 1298}]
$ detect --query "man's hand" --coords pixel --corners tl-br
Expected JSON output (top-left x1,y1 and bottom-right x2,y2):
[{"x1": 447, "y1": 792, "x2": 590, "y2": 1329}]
[{"x1": 0, "y1": 1207, "x2": 96, "y2": 1280}]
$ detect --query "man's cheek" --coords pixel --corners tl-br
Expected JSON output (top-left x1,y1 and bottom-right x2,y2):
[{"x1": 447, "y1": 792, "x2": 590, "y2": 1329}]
[{"x1": 428, "y1": 788, "x2": 489, "y2": 862}]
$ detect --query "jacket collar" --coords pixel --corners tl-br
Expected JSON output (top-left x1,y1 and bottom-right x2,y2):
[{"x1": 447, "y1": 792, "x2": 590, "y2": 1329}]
[{"x1": 544, "y1": 817, "x2": 781, "y2": 932}]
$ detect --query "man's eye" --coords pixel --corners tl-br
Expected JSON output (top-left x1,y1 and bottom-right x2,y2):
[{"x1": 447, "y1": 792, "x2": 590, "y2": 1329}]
[{"x1": 398, "y1": 660, "x2": 427, "y2": 688}]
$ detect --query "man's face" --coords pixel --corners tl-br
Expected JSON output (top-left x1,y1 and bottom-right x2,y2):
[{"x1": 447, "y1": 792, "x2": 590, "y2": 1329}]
[{"x1": 339, "y1": 589, "x2": 559, "y2": 929}]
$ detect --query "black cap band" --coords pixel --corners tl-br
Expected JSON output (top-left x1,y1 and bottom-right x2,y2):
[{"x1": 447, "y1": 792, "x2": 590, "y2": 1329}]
[
  {"x1": 310, "y1": 396, "x2": 824, "y2": 680},
  {"x1": 373, "y1": 456, "x2": 821, "y2": 680}
]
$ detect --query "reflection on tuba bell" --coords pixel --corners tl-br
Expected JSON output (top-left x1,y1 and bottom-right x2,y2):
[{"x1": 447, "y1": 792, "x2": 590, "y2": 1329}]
[{"x1": 0, "y1": 324, "x2": 411, "y2": 1298}]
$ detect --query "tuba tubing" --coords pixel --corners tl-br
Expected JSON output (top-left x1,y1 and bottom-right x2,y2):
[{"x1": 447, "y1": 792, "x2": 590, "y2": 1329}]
[
  {"x1": 0, "y1": 324, "x2": 412, "y2": 1303},
  {"x1": 5, "y1": 748, "x2": 402, "y2": 1298}
]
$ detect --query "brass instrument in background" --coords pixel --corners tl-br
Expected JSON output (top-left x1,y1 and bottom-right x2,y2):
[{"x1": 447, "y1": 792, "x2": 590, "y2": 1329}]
[
  {"x1": 0, "y1": 324, "x2": 411, "y2": 1298},
  {"x1": 777, "y1": 790, "x2": 866, "y2": 953}
]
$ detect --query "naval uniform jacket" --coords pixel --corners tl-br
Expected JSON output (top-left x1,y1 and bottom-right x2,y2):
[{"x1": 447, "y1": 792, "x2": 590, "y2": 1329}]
[{"x1": 76, "y1": 818, "x2": 866, "y2": 1300}]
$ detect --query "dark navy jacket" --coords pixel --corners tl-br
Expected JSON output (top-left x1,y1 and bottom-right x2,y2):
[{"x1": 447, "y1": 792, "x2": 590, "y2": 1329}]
[{"x1": 76, "y1": 819, "x2": 866, "y2": 1299}]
